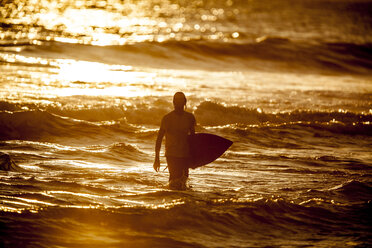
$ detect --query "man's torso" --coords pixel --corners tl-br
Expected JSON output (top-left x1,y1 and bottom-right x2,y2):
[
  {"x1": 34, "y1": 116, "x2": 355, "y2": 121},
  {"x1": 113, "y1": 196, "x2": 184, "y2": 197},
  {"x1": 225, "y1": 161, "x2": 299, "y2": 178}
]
[{"x1": 161, "y1": 111, "x2": 195, "y2": 158}]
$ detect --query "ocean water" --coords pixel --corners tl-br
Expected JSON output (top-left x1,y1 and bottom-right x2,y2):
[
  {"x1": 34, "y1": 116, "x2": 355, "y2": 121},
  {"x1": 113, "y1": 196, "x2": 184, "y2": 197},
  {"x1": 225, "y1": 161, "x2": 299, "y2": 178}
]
[{"x1": 0, "y1": 0, "x2": 372, "y2": 247}]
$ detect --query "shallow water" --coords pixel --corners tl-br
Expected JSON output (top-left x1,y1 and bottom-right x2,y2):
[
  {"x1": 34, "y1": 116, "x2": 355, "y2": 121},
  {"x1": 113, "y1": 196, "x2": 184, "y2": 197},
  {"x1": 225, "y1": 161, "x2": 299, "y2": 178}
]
[{"x1": 1, "y1": 0, "x2": 372, "y2": 247}]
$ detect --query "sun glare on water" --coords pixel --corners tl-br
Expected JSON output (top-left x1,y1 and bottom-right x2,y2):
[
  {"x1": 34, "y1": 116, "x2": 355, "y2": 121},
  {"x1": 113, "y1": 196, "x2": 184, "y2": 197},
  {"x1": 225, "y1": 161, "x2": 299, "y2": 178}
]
[
  {"x1": 54, "y1": 60, "x2": 155, "y2": 97},
  {"x1": 2, "y1": 0, "x2": 238, "y2": 46},
  {"x1": 3, "y1": 0, "x2": 191, "y2": 45},
  {"x1": 0, "y1": 52, "x2": 163, "y2": 98},
  {"x1": 0, "y1": 0, "x2": 195, "y2": 99},
  {"x1": 0, "y1": 0, "x2": 244, "y2": 100}
]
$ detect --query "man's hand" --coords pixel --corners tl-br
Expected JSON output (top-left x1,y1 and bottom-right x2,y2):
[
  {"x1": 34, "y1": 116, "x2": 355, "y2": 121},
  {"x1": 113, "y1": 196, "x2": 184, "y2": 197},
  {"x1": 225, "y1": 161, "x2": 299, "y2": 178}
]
[{"x1": 153, "y1": 156, "x2": 160, "y2": 172}]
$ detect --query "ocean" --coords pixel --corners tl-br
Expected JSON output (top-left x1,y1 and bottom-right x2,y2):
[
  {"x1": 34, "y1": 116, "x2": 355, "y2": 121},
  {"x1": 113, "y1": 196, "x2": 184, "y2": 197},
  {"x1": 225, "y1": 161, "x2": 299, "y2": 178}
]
[{"x1": 0, "y1": 0, "x2": 371, "y2": 247}]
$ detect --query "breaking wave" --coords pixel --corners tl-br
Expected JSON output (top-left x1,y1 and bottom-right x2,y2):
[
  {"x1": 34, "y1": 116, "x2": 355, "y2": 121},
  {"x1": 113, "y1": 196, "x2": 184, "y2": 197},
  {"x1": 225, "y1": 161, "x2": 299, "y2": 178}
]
[
  {"x1": 1, "y1": 101, "x2": 371, "y2": 141},
  {"x1": 0, "y1": 109, "x2": 136, "y2": 141}
]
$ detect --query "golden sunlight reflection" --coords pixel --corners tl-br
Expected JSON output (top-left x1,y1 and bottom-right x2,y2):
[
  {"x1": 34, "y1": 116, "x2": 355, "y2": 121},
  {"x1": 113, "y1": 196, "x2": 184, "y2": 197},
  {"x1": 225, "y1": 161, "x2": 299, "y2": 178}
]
[
  {"x1": 1, "y1": 0, "x2": 236, "y2": 45},
  {"x1": 53, "y1": 59, "x2": 156, "y2": 96},
  {"x1": 1, "y1": 196, "x2": 56, "y2": 211},
  {"x1": 0, "y1": 51, "x2": 164, "y2": 97},
  {"x1": 57, "y1": 61, "x2": 131, "y2": 82},
  {"x1": 0, "y1": 192, "x2": 188, "y2": 213},
  {"x1": 59, "y1": 160, "x2": 116, "y2": 169},
  {"x1": 47, "y1": 191, "x2": 104, "y2": 200},
  {"x1": 0, "y1": 205, "x2": 25, "y2": 213},
  {"x1": 37, "y1": 8, "x2": 158, "y2": 45},
  {"x1": 56, "y1": 86, "x2": 150, "y2": 97}
]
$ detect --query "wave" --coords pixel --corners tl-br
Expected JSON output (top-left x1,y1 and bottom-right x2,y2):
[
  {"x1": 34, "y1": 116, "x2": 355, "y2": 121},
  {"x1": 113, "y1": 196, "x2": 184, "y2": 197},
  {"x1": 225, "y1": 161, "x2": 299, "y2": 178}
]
[
  {"x1": 0, "y1": 152, "x2": 23, "y2": 172},
  {"x1": 215, "y1": 122, "x2": 372, "y2": 150},
  {"x1": 2, "y1": 38, "x2": 372, "y2": 73},
  {"x1": 37, "y1": 142, "x2": 149, "y2": 164},
  {"x1": 1, "y1": 101, "x2": 371, "y2": 142},
  {"x1": 5, "y1": 100, "x2": 371, "y2": 127},
  {"x1": 0, "y1": 109, "x2": 137, "y2": 141},
  {"x1": 196, "y1": 101, "x2": 372, "y2": 135},
  {"x1": 158, "y1": 38, "x2": 372, "y2": 73},
  {"x1": 1, "y1": 195, "x2": 370, "y2": 248},
  {"x1": 328, "y1": 180, "x2": 372, "y2": 201},
  {"x1": 0, "y1": 100, "x2": 169, "y2": 124}
]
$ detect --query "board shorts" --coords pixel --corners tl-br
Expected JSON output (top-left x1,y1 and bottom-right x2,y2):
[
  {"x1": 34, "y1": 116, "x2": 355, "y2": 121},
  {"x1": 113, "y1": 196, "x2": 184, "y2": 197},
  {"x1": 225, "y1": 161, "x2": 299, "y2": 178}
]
[{"x1": 166, "y1": 156, "x2": 190, "y2": 190}]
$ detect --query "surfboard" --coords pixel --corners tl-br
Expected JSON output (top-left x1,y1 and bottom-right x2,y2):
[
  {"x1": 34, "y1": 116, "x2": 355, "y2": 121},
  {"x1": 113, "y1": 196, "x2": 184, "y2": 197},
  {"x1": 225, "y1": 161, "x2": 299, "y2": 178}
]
[{"x1": 188, "y1": 133, "x2": 233, "y2": 169}]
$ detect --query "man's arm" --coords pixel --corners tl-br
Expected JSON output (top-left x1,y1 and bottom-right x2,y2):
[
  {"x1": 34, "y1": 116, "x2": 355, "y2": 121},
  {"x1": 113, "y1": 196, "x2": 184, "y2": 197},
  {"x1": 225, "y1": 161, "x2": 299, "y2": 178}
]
[
  {"x1": 190, "y1": 124, "x2": 195, "y2": 135},
  {"x1": 190, "y1": 114, "x2": 196, "y2": 135},
  {"x1": 153, "y1": 128, "x2": 165, "y2": 172}
]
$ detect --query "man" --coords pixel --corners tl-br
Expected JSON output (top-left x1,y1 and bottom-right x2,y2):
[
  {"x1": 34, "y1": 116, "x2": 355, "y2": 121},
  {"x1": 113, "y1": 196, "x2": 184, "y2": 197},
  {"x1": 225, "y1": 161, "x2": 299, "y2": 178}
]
[{"x1": 153, "y1": 92, "x2": 196, "y2": 190}]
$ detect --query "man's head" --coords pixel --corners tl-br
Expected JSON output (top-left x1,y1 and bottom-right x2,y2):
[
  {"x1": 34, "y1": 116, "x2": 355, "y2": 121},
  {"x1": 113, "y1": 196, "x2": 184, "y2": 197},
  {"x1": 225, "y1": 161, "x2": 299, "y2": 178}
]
[{"x1": 173, "y1": 92, "x2": 187, "y2": 111}]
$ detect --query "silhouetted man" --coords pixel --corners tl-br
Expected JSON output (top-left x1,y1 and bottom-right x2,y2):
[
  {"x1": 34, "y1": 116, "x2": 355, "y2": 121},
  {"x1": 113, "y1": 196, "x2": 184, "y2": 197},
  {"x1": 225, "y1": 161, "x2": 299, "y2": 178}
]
[{"x1": 153, "y1": 92, "x2": 196, "y2": 190}]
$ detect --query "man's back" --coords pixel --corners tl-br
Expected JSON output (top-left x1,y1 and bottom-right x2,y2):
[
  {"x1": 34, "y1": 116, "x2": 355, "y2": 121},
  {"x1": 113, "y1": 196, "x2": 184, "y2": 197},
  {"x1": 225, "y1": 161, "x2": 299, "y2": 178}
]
[{"x1": 161, "y1": 110, "x2": 196, "y2": 158}]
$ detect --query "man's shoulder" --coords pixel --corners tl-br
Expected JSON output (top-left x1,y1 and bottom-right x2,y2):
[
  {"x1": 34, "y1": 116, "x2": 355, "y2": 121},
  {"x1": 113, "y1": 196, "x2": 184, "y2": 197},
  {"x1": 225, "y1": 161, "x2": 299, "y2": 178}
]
[
  {"x1": 161, "y1": 111, "x2": 174, "y2": 125},
  {"x1": 163, "y1": 111, "x2": 174, "y2": 120},
  {"x1": 184, "y1": 111, "x2": 195, "y2": 120},
  {"x1": 163, "y1": 111, "x2": 195, "y2": 120}
]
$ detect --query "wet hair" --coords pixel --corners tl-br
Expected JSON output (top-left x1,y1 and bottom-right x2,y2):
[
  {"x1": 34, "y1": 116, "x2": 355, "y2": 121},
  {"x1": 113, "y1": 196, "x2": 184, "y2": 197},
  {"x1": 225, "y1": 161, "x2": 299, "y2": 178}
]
[{"x1": 173, "y1": 92, "x2": 187, "y2": 105}]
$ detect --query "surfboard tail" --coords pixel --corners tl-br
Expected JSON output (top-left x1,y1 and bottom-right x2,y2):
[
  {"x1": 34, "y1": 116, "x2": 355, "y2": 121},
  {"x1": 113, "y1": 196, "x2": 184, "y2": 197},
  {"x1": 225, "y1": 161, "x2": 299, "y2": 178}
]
[{"x1": 189, "y1": 133, "x2": 233, "y2": 169}]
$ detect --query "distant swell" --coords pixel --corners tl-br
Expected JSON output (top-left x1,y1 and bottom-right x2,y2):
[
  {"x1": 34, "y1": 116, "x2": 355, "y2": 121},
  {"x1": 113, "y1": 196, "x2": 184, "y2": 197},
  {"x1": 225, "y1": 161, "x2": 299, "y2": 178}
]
[
  {"x1": 3, "y1": 39, "x2": 372, "y2": 73},
  {"x1": 155, "y1": 38, "x2": 372, "y2": 73},
  {"x1": 195, "y1": 101, "x2": 372, "y2": 125}
]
